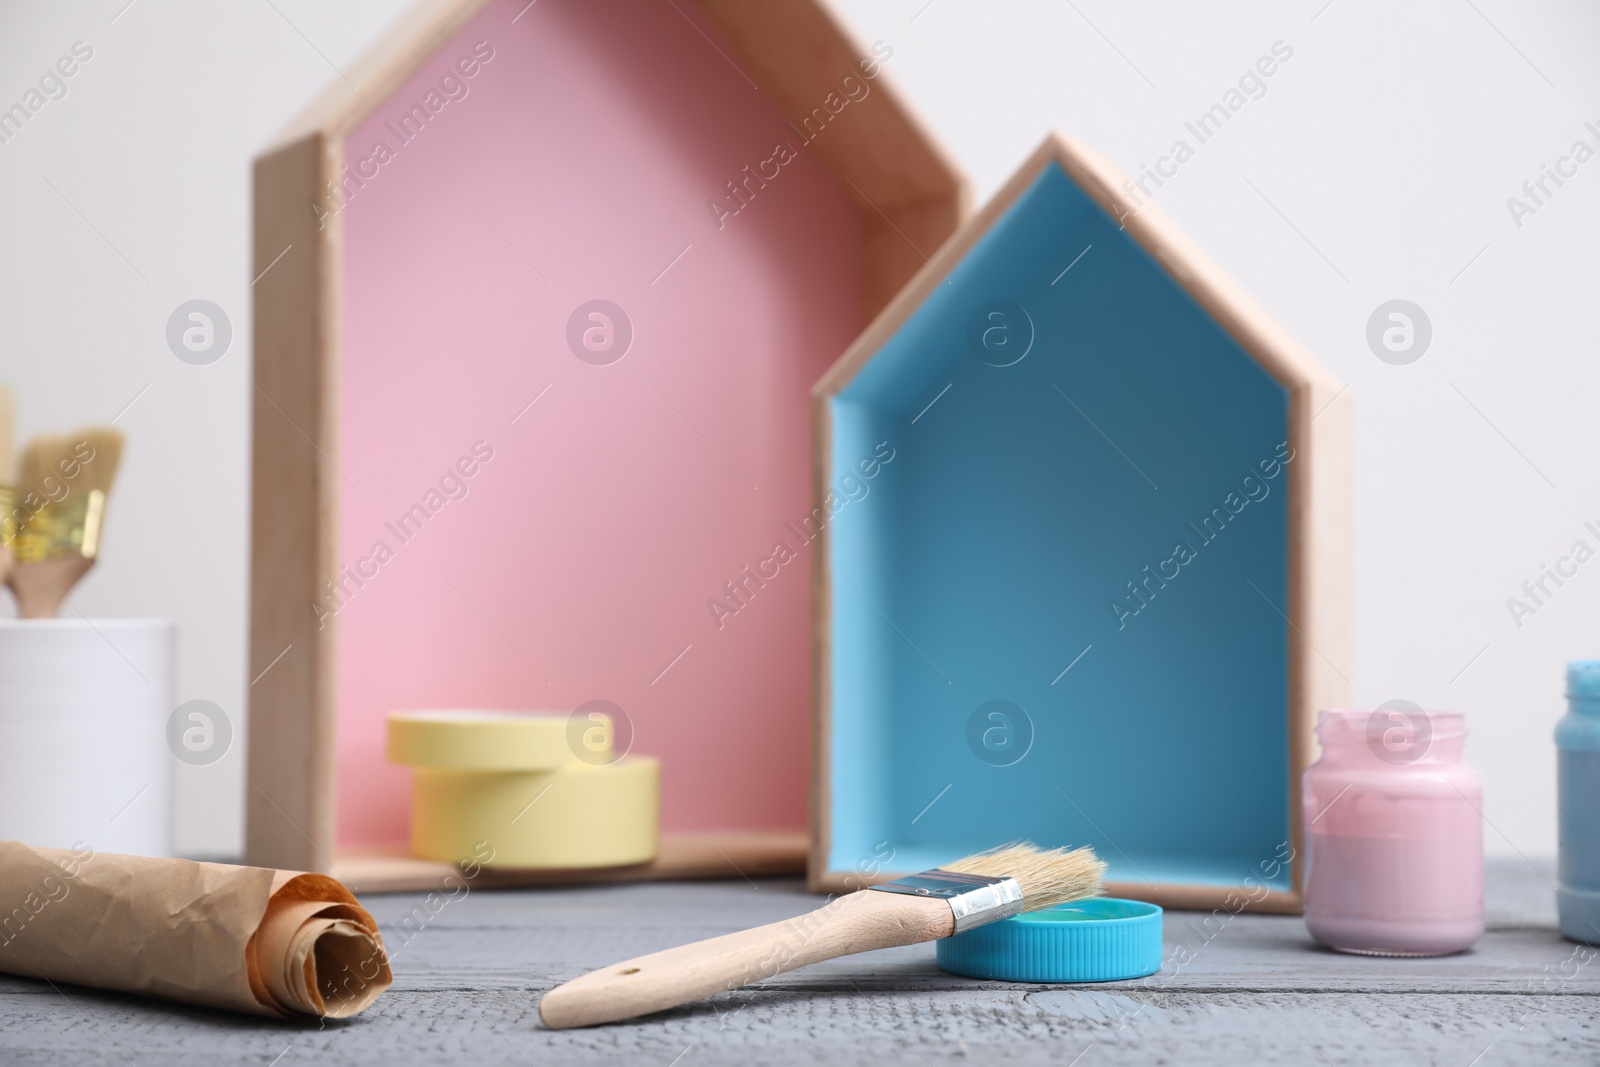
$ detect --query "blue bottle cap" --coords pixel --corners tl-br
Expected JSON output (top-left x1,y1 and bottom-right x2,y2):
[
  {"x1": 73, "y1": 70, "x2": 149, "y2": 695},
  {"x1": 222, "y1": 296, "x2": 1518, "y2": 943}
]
[
  {"x1": 1569, "y1": 661, "x2": 1600, "y2": 701},
  {"x1": 936, "y1": 897, "x2": 1163, "y2": 982}
]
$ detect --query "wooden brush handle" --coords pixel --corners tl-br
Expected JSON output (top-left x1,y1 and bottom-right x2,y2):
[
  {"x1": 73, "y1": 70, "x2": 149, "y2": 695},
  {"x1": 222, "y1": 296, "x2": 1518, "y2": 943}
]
[
  {"x1": 539, "y1": 889, "x2": 953, "y2": 1029},
  {"x1": 8, "y1": 556, "x2": 92, "y2": 619}
]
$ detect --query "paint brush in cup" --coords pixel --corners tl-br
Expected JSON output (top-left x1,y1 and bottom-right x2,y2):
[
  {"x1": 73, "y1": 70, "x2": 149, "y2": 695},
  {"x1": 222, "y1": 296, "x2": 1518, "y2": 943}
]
[
  {"x1": 538, "y1": 843, "x2": 1106, "y2": 1029},
  {"x1": 7, "y1": 428, "x2": 123, "y2": 618}
]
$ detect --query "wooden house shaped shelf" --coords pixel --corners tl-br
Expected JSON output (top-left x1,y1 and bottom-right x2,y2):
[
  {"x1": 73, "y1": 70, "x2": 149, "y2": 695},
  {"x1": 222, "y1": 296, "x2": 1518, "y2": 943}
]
[
  {"x1": 811, "y1": 133, "x2": 1351, "y2": 912},
  {"x1": 247, "y1": 0, "x2": 965, "y2": 891}
]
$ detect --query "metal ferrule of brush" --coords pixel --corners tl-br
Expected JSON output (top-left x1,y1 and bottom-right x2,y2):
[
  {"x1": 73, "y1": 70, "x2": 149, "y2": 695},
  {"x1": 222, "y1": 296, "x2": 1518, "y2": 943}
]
[
  {"x1": 9, "y1": 490, "x2": 103, "y2": 563},
  {"x1": 867, "y1": 869, "x2": 1024, "y2": 933}
]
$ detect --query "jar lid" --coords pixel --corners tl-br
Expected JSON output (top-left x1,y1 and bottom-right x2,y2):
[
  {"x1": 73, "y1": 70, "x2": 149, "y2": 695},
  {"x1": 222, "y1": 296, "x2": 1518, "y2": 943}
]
[
  {"x1": 386, "y1": 710, "x2": 585, "y2": 770},
  {"x1": 936, "y1": 897, "x2": 1163, "y2": 982},
  {"x1": 1568, "y1": 662, "x2": 1600, "y2": 701}
]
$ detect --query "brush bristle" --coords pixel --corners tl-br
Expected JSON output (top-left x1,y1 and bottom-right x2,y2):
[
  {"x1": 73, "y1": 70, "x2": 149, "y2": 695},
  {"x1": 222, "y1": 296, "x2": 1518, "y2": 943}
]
[
  {"x1": 942, "y1": 843, "x2": 1106, "y2": 912},
  {"x1": 19, "y1": 428, "x2": 123, "y2": 499}
]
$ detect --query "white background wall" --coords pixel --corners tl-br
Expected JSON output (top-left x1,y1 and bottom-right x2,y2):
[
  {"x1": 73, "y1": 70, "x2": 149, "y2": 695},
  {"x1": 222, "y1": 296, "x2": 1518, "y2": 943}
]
[{"x1": 1, "y1": 0, "x2": 1595, "y2": 861}]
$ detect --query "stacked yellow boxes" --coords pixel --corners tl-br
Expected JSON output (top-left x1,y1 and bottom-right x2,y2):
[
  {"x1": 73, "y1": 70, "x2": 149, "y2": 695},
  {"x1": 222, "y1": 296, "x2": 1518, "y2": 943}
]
[{"x1": 386, "y1": 710, "x2": 659, "y2": 868}]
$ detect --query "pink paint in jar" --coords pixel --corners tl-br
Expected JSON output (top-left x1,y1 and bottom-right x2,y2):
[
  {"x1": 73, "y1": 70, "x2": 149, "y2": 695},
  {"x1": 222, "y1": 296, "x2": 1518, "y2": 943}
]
[{"x1": 1302, "y1": 707, "x2": 1484, "y2": 956}]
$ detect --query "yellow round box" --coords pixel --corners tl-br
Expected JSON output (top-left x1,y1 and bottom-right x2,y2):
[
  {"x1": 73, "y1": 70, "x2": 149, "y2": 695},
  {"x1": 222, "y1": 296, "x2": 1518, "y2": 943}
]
[
  {"x1": 387, "y1": 710, "x2": 595, "y2": 771},
  {"x1": 409, "y1": 757, "x2": 660, "y2": 869}
]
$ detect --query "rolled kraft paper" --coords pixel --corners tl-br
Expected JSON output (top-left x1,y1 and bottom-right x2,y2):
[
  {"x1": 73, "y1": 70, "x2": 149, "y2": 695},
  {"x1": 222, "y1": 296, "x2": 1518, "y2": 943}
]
[
  {"x1": 412, "y1": 757, "x2": 660, "y2": 868},
  {"x1": 387, "y1": 709, "x2": 587, "y2": 771},
  {"x1": 0, "y1": 840, "x2": 391, "y2": 1018}
]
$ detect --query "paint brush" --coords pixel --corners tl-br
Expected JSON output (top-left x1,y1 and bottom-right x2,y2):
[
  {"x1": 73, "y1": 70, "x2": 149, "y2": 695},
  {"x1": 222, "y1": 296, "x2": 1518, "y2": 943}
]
[
  {"x1": 0, "y1": 386, "x2": 13, "y2": 597},
  {"x1": 7, "y1": 428, "x2": 123, "y2": 618},
  {"x1": 538, "y1": 843, "x2": 1106, "y2": 1029}
]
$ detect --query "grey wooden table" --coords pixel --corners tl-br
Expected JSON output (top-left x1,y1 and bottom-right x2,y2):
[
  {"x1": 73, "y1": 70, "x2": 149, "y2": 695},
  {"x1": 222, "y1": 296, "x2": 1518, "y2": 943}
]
[{"x1": 1, "y1": 859, "x2": 1594, "y2": 1065}]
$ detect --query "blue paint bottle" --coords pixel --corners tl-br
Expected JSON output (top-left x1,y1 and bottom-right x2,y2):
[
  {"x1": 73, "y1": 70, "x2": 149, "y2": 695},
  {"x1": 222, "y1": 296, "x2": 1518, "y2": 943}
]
[{"x1": 1557, "y1": 661, "x2": 1600, "y2": 943}]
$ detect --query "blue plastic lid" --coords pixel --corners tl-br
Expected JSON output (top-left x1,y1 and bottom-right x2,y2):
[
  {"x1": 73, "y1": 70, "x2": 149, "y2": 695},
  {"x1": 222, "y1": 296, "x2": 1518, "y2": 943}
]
[
  {"x1": 1569, "y1": 661, "x2": 1600, "y2": 702},
  {"x1": 936, "y1": 897, "x2": 1163, "y2": 983}
]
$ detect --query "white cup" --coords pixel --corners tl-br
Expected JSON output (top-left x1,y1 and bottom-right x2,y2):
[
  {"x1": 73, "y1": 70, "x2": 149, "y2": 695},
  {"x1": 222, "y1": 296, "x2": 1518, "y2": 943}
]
[{"x1": 0, "y1": 619, "x2": 174, "y2": 856}]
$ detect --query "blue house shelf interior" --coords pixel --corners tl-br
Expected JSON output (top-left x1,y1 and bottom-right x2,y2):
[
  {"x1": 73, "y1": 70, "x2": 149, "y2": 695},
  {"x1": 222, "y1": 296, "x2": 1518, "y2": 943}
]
[{"x1": 811, "y1": 133, "x2": 1351, "y2": 912}]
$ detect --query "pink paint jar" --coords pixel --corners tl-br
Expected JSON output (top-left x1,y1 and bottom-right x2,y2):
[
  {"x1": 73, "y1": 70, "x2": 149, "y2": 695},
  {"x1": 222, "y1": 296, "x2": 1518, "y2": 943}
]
[{"x1": 1302, "y1": 708, "x2": 1484, "y2": 956}]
